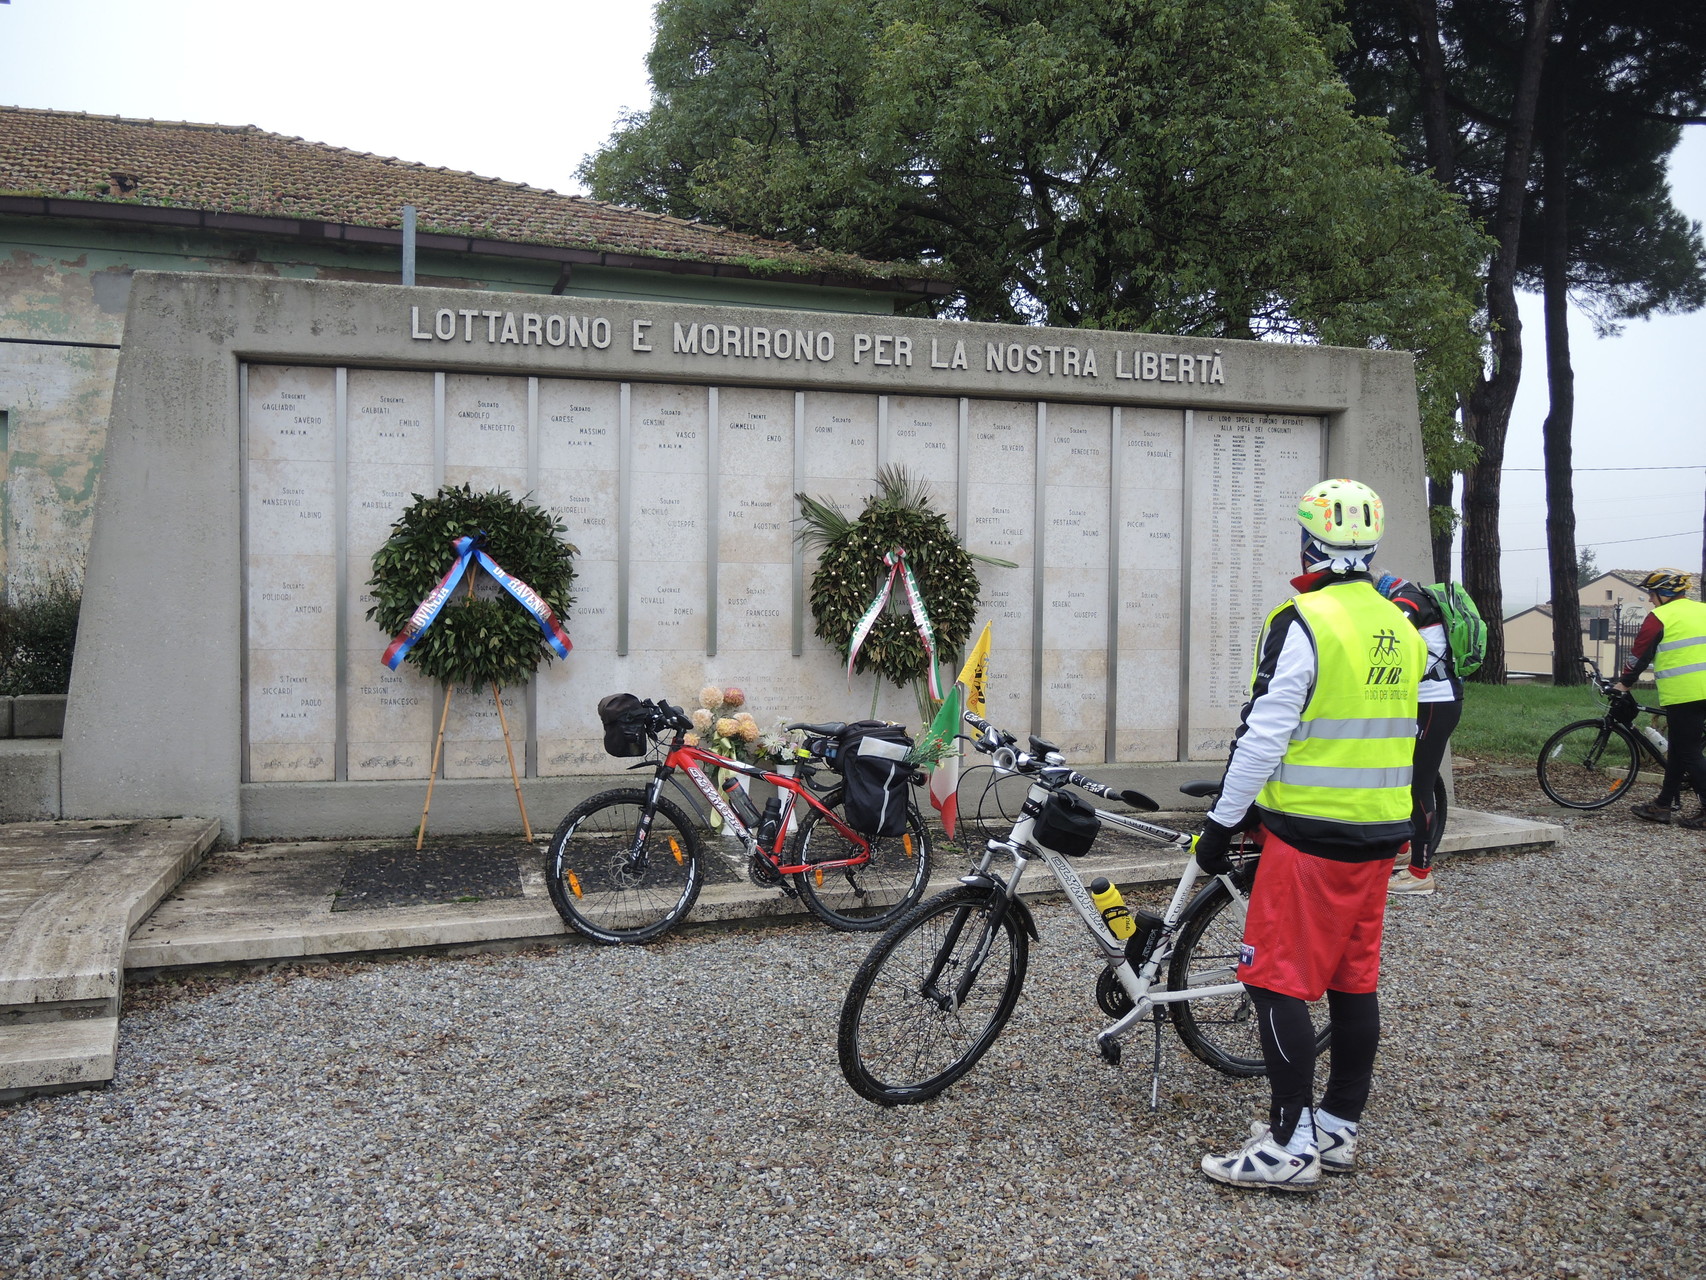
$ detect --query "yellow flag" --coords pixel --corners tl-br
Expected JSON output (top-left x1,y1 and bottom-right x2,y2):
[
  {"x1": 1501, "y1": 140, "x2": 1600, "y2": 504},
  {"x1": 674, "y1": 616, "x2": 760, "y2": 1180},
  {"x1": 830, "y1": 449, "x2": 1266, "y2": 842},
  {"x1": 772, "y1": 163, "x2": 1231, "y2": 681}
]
[{"x1": 956, "y1": 622, "x2": 992, "y2": 717}]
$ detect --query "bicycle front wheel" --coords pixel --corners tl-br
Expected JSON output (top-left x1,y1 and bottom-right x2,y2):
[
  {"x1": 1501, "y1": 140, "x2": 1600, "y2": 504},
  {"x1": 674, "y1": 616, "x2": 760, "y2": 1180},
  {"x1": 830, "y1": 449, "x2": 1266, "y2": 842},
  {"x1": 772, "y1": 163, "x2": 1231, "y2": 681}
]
[
  {"x1": 1537, "y1": 719, "x2": 1640, "y2": 809},
  {"x1": 545, "y1": 788, "x2": 704, "y2": 944},
  {"x1": 838, "y1": 887, "x2": 1029, "y2": 1105},
  {"x1": 791, "y1": 789, "x2": 932, "y2": 931},
  {"x1": 1167, "y1": 875, "x2": 1329, "y2": 1078}
]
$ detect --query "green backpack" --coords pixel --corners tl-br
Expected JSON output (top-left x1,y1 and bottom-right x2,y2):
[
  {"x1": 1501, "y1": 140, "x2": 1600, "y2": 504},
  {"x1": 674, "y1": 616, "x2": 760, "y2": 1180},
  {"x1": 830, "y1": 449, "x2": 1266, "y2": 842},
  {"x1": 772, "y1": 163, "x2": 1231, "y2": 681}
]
[{"x1": 1422, "y1": 582, "x2": 1487, "y2": 678}]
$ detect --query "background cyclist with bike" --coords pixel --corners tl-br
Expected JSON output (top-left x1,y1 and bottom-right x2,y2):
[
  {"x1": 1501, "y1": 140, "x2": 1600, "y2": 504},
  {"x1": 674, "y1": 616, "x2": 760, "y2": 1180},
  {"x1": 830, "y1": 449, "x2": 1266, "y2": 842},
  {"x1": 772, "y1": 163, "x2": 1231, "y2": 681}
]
[
  {"x1": 1193, "y1": 479, "x2": 1423, "y2": 1193},
  {"x1": 1374, "y1": 572, "x2": 1464, "y2": 894},
  {"x1": 1615, "y1": 570, "x2": 1706, "y2": 829}
]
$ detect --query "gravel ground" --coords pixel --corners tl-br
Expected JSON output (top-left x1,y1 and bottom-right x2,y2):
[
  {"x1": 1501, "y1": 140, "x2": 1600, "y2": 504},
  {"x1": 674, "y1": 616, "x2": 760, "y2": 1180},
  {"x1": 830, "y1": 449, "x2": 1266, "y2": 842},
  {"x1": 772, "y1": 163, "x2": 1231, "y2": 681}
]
[{"x1": 2, "y1": 792, "x2": 1702, "y2": 1280}]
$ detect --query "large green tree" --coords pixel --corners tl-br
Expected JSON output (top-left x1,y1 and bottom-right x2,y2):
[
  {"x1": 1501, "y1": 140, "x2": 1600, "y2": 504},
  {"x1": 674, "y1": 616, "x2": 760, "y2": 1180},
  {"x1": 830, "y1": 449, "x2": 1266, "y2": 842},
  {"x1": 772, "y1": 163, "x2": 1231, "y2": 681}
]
[{"x1": 585, "y1": 0, "x2": 1488, "y2": 471}]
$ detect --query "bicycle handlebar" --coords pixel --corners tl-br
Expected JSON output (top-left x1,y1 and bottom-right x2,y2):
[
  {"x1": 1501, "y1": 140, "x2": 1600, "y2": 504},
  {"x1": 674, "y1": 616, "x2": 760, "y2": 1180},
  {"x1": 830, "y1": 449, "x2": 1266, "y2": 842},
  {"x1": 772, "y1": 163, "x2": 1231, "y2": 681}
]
[{"x1": 962, "y1": 710, "x2": 1159, "y2": 810}]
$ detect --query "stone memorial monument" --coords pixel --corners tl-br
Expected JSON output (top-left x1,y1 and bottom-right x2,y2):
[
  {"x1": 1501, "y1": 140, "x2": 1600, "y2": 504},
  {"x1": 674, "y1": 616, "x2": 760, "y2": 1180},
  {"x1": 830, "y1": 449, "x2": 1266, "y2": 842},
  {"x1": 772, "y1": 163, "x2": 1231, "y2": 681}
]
[{"x1": 62, "y1": 273, "x2": 1428, "y2": 841}]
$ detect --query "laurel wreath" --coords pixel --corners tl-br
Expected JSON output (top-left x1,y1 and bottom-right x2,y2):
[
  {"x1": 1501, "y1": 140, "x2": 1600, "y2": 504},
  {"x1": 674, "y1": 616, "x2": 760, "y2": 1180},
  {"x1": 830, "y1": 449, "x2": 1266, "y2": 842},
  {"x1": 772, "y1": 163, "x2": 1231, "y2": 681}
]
[
  {"x1": 366, "y1": 484, "x2": 578, "y2": 689},
  {"x1": 798, "y1": 466, "x2": 1005, "y2": 688}
]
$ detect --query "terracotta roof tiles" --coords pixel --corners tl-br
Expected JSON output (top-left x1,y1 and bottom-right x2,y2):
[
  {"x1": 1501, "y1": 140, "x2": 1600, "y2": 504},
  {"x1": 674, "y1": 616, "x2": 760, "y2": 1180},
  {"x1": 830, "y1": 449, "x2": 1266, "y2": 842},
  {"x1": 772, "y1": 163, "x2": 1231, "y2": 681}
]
[{"x1": 0, "y1": 106, "x2": 936, "y2": 287}]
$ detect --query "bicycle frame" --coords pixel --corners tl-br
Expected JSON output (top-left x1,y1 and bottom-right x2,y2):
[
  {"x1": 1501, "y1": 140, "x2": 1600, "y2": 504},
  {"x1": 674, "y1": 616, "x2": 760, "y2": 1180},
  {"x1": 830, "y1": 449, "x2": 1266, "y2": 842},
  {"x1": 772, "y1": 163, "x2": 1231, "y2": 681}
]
[
  {"x1": 959, "y1": 764, "x2": 1249, "y2": 1065},
  {"x1": 646, "y1": 739, "x2": 878, "y2": 877}
]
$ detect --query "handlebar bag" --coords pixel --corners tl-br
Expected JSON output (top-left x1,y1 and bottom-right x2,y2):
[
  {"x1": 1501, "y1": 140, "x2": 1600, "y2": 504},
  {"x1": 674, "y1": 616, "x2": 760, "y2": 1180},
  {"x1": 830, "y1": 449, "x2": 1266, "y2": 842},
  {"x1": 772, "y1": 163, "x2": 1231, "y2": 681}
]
[
  {"x1": 597, "y1": 692, "x2": 649, "y2": 758},
  {"x1": 1610, "y1": 691, "x2": 1639, "y2": 726},
  {"x1": 838, "y1": 721, "x2": 913, "y2": 838},
  {"x1": 1034, "y1": 790, "x2": 1100, "y2": 857}
]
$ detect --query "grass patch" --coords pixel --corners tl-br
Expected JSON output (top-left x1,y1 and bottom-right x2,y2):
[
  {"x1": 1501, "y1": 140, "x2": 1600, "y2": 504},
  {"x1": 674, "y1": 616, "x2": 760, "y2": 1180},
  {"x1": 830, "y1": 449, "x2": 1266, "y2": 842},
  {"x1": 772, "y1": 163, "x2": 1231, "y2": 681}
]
[{"x1": 1455, "y1": 681, "x2": 1614, "y2": 763}]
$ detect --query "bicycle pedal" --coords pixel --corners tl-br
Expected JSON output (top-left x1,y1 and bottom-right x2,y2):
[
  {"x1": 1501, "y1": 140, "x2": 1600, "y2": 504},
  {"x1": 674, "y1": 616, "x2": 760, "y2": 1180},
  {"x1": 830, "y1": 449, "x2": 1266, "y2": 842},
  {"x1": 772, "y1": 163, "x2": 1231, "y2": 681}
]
[{"x1": 1098, "y1": 1038, "x2": 1122, "y2": 1067}]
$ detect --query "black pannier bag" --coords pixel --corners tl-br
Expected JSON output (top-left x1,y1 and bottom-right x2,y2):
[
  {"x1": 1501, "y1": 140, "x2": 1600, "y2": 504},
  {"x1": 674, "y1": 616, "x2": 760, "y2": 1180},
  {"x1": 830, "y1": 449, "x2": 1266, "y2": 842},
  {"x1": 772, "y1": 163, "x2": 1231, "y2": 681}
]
[
  {"x1": 838, "y1": 720, "x2": 914, "y2": 838},
  {"x1": 1034, "y1": 789, "x2": 1100, "y2": 857},
  {"x1": 598, "y1": 693, "x2": 649, "y2": 758}
]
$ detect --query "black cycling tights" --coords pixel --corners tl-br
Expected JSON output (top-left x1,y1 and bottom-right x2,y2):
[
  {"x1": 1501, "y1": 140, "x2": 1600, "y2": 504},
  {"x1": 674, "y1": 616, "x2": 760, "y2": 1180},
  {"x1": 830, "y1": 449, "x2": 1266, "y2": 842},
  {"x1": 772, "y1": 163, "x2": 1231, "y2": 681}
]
[
  {"x1": 1247, "y1": 985, "x2": 1380, "y2": 1147},
  {"x1": 1656, "y1": 698, "x2": 1706, "y2": 810},
  {"x1": 1410, "y1": 699, "x2": 1462, "y2": 872}
]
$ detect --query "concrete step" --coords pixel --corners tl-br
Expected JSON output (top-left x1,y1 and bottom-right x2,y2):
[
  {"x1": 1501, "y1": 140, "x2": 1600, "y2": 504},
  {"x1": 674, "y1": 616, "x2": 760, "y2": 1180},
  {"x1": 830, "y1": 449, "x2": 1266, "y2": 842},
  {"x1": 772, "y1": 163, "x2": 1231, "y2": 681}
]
[
  {"x1": 0, "y1": 818, "x2": 218, "y2": 1096},
  {"x1": 0, "y1": 1016, "x2": 118, "y2": 1100}
]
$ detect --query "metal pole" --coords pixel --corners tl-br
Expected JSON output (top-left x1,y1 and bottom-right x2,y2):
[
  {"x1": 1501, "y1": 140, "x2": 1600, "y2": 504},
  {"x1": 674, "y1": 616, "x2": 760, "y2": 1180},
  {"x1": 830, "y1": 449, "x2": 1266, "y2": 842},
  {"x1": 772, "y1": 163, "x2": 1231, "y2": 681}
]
[{"x1": 401, "y1": 205, "x2": 417, "y2": 286}]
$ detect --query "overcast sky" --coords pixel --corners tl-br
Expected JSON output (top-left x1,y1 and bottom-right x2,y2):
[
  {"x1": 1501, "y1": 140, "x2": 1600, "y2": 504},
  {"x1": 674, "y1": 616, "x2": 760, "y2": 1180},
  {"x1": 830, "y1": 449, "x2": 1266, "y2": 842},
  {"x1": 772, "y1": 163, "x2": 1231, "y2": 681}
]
[{"x1": 4, "y1": 0, "x2": 1702, "y2": 611}]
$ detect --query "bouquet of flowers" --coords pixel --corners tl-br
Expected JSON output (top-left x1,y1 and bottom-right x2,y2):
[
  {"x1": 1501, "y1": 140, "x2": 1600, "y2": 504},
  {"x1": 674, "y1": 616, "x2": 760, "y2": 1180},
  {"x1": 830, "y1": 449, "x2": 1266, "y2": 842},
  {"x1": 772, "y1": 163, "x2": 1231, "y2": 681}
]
[{"x1": 687, "y1": 685, "x2": 763, "y2": 763}]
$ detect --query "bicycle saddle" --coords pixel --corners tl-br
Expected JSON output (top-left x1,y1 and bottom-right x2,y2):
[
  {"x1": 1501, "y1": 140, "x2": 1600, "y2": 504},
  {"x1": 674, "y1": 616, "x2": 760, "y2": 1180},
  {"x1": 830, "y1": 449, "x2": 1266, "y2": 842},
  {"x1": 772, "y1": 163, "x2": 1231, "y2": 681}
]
[
  {"x1": 1178, "y1": 779, "x2": 1222, "y2": 798},
  {"x1": 785, "y1": 721, "x2": 846, "y2": 735}
]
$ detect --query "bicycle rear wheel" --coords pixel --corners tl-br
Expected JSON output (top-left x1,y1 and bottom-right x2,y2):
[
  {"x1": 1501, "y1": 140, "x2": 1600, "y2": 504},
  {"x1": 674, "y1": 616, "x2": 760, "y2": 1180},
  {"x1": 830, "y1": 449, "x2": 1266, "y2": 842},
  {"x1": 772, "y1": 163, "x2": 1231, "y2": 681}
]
[
  {"x1": 1425, "y1": 773, "x2": 1448, "y2": 862},
  {"x1": 791, "y1": 789, "x2": 932, "y2": 931},
  {"x1": 545, "y1": 788, "x2": 703, "y2": 944},
  {"x1": 838, "y1": 887, "x2": 1028, "y2": 1105},
  {"x1": 1537, "y1": 719, "x2": 1640, "y2": 809},
  {"x1": 1167, "y1": 874, "x2": 1329, "y2": 1078}
]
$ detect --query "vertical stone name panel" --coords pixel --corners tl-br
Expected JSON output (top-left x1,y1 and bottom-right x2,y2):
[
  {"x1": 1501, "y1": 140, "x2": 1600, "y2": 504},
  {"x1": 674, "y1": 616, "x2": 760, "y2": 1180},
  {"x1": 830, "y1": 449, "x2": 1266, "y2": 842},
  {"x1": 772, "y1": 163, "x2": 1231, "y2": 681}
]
[
  {"x1": 627, "y1": 382, "x2": 710, "y2": 704},
  {"x1": 1187, "y1": 412, "x2": 1323, "y2": 759},
  {"x1": 442, "y1": 375, "x2": 531, "y2": 778},
  {"x1": 1040, "y1": 402, "x2": 1111, "y2": 760},
  {"x1": 245, "y1": 365, "x2": 337, "y2": 782},
  {"x1": 885, "y1": 395, "x2": 958, "y2": 491},
  {"x1": 717, "y1": 387, "x2": 795, "y2": 690},
  {"x1": 535, "y1": 379, "x2": 622, "y2": 776},
  {"x1": 796, "y1": 392, "x2": 882, "y2": 719},
  {"x1": 344, "y1": 370, "x2": 437, "y2": 781},
  {"x1": 1115, "y1": 408, "x2": 1186, "y2": 760},
  {"x1": 964, "y1": 399, "x2": 1037, "y2": 735}
]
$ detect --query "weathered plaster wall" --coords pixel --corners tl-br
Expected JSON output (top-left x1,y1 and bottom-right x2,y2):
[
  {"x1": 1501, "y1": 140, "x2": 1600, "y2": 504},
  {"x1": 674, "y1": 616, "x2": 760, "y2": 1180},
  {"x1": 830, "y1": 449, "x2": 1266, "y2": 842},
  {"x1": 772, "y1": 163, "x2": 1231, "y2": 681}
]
[{"x1": 0, "y1": 219, "x2": 906, "y2": 597}]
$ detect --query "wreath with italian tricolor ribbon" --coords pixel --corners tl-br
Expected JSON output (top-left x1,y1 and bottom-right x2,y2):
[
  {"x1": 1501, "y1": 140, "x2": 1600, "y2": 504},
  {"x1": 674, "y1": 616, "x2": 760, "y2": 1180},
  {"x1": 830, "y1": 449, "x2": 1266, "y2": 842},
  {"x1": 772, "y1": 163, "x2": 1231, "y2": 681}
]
[{"x1": 797, "y1": 467, "x2": 1001, "y2": 689}]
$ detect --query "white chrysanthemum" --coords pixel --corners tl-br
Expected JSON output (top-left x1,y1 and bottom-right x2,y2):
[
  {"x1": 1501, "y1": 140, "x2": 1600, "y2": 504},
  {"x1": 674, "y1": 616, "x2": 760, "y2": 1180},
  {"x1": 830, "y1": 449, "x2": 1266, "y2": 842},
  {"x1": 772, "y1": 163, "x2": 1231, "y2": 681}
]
[{"x1": 691, "y1": 708, "x2": 714, "y2": 732}]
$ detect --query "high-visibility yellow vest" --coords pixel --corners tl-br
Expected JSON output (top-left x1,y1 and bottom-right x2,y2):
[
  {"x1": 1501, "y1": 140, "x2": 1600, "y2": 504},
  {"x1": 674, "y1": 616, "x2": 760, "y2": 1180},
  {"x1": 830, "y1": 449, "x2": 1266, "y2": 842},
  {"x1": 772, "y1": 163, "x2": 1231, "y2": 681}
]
[
  {"x1": 1651, "y1": 598, "x2": 1706, "y2": 705},
  {"x1": 1254, "y1": 580, "x2": 1424, "y2": 828}
]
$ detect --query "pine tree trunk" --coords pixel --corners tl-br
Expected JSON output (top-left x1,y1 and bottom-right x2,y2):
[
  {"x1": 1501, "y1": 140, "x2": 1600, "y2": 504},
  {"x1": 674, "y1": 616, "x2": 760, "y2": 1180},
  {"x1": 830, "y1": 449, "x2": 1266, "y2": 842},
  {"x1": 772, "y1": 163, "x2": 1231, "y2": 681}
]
[
  {"x1": 1460, "y1": 0, "x2": 1557, "y2": 684},
  {"x1": 1540, "y1": 95, "x2": 1584, "y2": 686}
]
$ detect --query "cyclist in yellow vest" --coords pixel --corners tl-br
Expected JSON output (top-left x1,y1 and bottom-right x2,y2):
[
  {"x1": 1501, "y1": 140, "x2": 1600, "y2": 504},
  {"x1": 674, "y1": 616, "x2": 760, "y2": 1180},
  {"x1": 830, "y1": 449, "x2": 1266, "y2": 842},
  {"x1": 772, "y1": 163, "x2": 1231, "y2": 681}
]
[
  {"x1": 1196, "y1": 479, "x2": 1424, "y2": 1193},
  {"x1": 1615, "y1": 570, "x2": 1706, "y2": 829}
]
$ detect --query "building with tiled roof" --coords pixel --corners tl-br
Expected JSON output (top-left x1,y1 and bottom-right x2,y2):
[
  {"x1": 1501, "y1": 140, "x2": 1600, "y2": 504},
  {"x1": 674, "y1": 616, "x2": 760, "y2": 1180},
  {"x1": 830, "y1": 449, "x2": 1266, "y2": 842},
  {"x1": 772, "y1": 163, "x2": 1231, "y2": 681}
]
[
  {"x1": 0, "y1": 107, "x2": 952, "y2": 595},
  {"x1": 1505, "y1": 568, "x2": 1701, "y2": 678}
]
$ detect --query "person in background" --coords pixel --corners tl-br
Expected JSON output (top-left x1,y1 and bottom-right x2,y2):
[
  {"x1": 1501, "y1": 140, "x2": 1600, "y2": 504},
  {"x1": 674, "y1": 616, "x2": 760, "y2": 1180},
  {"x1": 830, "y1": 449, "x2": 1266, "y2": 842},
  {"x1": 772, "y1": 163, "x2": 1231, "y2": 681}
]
[
  {"x1": 1617, "y1": 570, "x2": 1706, "y2": 829},
  {"x1": 1374, "y1": 573, "x2": 1463, "y2": 894},
  {"x1": 1193, "y1": 479, "x2": 1423, "y2": 1193}
]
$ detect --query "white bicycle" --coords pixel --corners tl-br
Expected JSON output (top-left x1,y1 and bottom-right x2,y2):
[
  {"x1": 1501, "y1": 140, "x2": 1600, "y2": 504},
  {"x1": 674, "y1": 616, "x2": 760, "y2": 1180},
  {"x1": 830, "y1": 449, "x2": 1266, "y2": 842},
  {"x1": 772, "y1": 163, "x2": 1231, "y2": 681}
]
[{"x1": 837, "y1": 710, "x2": 1329, "y2": 1107}]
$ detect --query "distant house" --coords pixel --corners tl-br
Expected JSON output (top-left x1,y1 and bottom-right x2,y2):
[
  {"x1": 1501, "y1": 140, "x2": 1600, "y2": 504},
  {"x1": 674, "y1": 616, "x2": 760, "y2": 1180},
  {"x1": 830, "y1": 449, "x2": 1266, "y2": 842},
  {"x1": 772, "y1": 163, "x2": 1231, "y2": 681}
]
[
  {"x1": 0, "y1": 106, "x2": 952, "y2": 596},
  {"x1": 1505, "y1": 569, "x2": 1702, "y2": 679}
]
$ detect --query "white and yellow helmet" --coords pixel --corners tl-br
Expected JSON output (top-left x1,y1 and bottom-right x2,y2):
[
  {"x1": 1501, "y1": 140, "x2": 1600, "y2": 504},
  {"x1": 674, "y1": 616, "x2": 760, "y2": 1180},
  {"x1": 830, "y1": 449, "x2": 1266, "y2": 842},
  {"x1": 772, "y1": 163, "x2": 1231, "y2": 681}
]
[{"x1": 1297, "y1": 479, "x2": 1384, "y2": 572}]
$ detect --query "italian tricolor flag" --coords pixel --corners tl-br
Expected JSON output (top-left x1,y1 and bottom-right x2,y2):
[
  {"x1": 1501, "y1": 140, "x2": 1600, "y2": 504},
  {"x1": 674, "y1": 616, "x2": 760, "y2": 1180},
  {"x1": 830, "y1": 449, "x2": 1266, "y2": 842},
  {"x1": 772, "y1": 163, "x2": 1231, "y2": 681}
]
[{"x1": 923, "y1": 622, "x2": 992, "y2": 839}]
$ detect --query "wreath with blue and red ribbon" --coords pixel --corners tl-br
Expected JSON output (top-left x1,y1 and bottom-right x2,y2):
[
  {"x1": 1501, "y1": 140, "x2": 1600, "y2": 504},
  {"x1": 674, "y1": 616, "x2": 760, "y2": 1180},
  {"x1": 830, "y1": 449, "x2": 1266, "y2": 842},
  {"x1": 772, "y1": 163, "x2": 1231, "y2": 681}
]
[{"x1": 367, "y1": 484, "x2": 577, "y2": 689}]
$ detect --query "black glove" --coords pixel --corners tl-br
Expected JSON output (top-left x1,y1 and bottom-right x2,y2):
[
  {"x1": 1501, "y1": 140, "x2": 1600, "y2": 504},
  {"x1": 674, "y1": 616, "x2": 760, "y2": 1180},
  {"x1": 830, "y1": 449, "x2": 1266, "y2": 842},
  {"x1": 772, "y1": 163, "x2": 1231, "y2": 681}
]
[{"x1": 1192, "y1": 817, "x2": 1237, "y2": 876}]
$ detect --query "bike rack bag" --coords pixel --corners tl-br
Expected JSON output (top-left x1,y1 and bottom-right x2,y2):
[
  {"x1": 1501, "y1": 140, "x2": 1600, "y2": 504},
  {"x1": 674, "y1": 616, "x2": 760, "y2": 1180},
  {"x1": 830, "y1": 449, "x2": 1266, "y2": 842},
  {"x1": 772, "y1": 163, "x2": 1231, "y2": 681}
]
[{"x1": 837, "y1": 721, "x2": 913, "y2": 838}]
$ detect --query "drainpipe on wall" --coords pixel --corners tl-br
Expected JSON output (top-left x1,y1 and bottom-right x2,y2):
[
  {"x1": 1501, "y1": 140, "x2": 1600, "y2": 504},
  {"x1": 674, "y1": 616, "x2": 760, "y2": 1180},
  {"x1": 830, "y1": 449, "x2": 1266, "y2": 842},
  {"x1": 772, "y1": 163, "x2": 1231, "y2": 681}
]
[{"x1": 401, "y1": 205, "x2": 417, "y2": 286}]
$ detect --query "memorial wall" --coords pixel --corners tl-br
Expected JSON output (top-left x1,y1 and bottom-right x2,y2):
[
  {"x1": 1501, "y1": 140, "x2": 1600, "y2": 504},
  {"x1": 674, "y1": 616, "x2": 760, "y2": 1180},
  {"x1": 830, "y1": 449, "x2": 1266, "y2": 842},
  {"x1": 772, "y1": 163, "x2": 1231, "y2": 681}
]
[
  {"x1": 241, "y1": 360, "x2": 1322, "y2": 785},
  {"x1": 65, "y1": 274, "x2": 1426, "y2": 839}
]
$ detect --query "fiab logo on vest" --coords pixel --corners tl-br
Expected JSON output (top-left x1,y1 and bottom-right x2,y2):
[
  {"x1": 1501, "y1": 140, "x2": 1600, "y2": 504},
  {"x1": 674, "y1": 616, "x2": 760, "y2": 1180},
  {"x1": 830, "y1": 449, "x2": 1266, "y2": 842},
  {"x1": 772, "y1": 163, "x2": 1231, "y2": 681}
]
[{"x1": 1366, "y1": 628, "x2": 1406, "y2": 685}]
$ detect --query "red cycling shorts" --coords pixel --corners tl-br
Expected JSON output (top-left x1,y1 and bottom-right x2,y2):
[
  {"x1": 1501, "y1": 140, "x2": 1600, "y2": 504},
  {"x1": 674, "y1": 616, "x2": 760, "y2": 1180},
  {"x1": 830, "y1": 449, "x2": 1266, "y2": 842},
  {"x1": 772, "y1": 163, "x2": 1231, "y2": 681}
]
[{"x1": 1236, "y1": 832, "x2": 1390, "y2": 1000}]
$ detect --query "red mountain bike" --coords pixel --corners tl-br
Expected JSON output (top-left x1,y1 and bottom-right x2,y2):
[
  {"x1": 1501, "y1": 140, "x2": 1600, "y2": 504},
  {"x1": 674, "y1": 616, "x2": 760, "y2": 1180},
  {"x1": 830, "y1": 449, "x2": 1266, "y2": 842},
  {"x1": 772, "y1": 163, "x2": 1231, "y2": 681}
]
[{"x1": 545, "y1": 701, "x2": 932, "y2": 943}]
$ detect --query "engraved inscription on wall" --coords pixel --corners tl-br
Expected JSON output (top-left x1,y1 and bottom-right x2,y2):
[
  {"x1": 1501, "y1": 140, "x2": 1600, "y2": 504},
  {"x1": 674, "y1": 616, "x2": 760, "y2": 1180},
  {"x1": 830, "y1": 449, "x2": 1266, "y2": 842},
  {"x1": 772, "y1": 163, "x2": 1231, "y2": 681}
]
[{"x1": 1187, "y1": 413, "x2": 1323, "y2": 760}]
